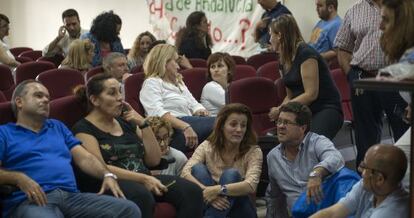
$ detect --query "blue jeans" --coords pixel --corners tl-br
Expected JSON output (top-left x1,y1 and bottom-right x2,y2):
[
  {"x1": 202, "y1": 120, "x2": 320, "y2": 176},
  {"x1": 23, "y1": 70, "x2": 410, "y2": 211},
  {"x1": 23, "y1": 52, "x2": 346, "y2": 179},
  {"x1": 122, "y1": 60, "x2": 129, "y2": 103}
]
[
  {"x1": 191, "y1": 164, "x2": 257, "y2": 218},
  {"x1": 170, "y1": 116, "x2": 215, "y2": 153},
  {"x1": 10, "y1": 189, "x2": 141, "y2": 218}
]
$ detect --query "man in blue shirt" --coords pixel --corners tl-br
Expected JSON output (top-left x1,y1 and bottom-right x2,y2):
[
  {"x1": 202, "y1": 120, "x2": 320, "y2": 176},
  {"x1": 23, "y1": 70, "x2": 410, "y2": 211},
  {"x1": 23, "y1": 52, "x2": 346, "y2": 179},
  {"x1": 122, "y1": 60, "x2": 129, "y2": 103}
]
[
  {"x1": 0, "y1": 80, "x2": 141, "y2": 217},
  {"x1": 309, "y1": 0, "x2": 342, "y2": 63},
  {"x1": 254, "y1": 0, "x2": 291, "y2": 49},
  {"x1": 310, "y1": 144, "x2": 409, "y2": 218}
]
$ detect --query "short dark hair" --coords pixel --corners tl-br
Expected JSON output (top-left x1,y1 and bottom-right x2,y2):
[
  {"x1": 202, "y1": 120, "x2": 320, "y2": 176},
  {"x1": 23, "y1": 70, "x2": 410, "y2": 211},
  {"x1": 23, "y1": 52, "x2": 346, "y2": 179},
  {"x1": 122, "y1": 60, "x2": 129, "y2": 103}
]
[
  {"x1": 279, "y1": 102, "x2": 312, "y2": 132},
  {"x1": 325, "y1": 0, "x2": 338, "y2": 10},
  {"x1": 11, "y1": 80, "x2": 43, "y2": 117},
  {"x1": 62, "y1": 9, "x2": 79, "y2": 21},
  {"x1": 0, "y1": 14, "x2": 10, "y2": 24},
  {"x1": 206, "y1": 52, "x2": 235, "y2": 83}
]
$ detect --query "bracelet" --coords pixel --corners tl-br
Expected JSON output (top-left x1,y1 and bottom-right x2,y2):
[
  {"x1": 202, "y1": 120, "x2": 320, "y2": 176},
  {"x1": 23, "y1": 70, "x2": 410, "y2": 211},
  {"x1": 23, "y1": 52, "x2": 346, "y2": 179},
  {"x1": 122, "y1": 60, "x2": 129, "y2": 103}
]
[
  {"x1": 138, "y1": 120, "x2": 150, "y2": 129},
  {"x1": 182, "y1": 125, "x2": 191, "y2": 132},
  {"x1": 104, "y1": 172, "x2": 118, "y2": 180}
]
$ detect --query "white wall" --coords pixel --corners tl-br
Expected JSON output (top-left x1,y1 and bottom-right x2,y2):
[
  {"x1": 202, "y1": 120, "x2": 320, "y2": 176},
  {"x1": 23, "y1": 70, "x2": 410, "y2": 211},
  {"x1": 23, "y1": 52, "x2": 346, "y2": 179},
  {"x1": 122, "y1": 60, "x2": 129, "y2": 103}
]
[{"x1": 0, "y1": 0, "x2": 355, "y2": 52}]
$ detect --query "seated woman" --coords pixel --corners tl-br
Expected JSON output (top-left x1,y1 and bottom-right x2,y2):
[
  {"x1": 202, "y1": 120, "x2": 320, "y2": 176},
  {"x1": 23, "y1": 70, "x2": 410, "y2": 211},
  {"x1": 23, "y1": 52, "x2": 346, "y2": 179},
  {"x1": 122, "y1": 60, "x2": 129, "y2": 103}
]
[
  {"x1": 81, "y1": 11, "x2": 124, "y2": 67},
  {"x1": 127, "y1": 31, "x2": 156, "y2": 70},
  {"x1": 175, "y1": 11, "x2": 212, "y2": 60},
  {"x1": 72, "y1": 74, "x2": 203, "y2": 218},
  {"x1": 147, "y1": 116, "x2": 188, "y2": 176},
  {"x1": 59, "y1": 39, "x2": 94, "y2": 74},
  {"x1": 181, "y1": 103, "x2": 263, "y2": 218},
  {"x1": 139, "y1": 44, "x2": 215, "y2": 153},
  {"x1": 0, "y1": 14, "x2": 20, "y2": 69},
  {"x1": 201, "y1": 52, "x2": 235, "y2": 116},
  {"x1": 268, "y1": 14, "x2": 343, "y2": 140}
]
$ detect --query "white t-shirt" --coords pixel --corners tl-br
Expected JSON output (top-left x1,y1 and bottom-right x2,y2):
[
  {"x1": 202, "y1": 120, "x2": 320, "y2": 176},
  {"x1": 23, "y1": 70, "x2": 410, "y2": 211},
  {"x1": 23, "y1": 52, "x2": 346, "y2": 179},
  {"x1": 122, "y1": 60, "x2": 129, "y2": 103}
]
[{"x1": 200, "y1": 81, "x2": 225, "y2": 116}]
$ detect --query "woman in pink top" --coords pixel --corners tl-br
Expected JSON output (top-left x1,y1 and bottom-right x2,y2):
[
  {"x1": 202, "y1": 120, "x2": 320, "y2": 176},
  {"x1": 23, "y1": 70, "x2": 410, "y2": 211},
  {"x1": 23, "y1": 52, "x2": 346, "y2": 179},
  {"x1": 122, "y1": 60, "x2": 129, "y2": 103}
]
[{"x1": 181, "y1": 103, "x2": 263, "y2": 218}]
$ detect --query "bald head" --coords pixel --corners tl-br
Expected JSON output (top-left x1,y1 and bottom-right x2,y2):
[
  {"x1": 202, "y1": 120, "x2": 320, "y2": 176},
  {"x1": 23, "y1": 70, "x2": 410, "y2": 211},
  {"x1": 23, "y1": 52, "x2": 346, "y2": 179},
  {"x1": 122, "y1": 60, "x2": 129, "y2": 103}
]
[{"x1": 367, "y1": 144, "x2": 407, "y2": 186}]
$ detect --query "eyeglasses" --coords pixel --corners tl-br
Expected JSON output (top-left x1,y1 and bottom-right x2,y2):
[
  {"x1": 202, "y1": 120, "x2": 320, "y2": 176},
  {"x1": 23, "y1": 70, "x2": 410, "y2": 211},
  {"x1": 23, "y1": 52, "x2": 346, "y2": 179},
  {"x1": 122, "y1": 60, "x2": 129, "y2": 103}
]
[
  {"x1": 276, "y1": 119, "x2": 298, "y2": 126},
  {"x1": 358, "y1": 161, "x2": 387, "y2": 179}
]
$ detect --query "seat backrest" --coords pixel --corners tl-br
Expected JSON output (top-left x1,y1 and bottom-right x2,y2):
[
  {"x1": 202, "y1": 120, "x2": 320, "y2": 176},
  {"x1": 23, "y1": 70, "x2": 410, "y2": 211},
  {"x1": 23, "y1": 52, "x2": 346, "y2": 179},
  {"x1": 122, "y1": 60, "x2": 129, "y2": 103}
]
[
  {"x1": 0, "y1": 91, "x2": 6, "y2": 103},
  {"x1": 0, "y1": 102, "x2": 15, "y2": 125},
  {"x1": 233, "y1": 65, "x2": 256, "y2": 81},
  {"x1": 0, "y1": 64, "x2": 15, "y2": 100},
  {"x1": 231, "y1": 55, "x2": 247, "y2": 65},
  {"x1": 15, "y1": 61, "x2": 56, "y2": 84},
  {"x1": 130, "y1": 65, "x2": 143, "y2": 74},
  {"x1": 86, "y1": 66, "x2": 104, "y2": 81},
  {"x1": 37, "y1": 68, "x2": 85, "y2": 100},
  {"x1": 228, "y1": 77, "x2": 279, "y2": 136},
  {"x1": 124, "y1": 72, "x2": 146, "y2": 115},
  {"x1": 18, "y1": 50, "x2": 43, "y2": 61},
  {"x1": 36, "y1": 54, "x2": 65, "y2": 68},
  {"x1": 330, "y1": 68, "x2": 352, "y2": 121},
  {"x1": 9, "y1": 47, "x2": 33, "y2": 58},
  {"x1": 189, "y1": 58, "x2": 207, "y2": 68},
  {"x1": 246, "y1": 52, "x2": 278, "y2": 69},
  {"x1": 15, "y1": 56, "x2": 34, "y2": 64},
  {"x1": 257, "y1": 61, "x2": 280, "y2": 82},
  {"x1": 180, "y1": 67, "x2": 208, "y2": 101},
  {"x1": 49, "y1": 95, "x2": 88, "y2": 129}
]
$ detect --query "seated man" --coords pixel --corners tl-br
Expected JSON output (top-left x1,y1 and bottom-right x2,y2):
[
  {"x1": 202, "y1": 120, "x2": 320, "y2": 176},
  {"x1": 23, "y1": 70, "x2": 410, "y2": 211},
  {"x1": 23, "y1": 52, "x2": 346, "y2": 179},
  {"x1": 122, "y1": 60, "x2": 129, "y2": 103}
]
[
  {"x1": 102, "y1": 52, "x2": 131, "y2": 83},
  {"x1": 266, "y1": 102, "x2": 345, "y2": 217},
  {"x1": 42, "y1": 9, "x2": 88, "y2": 57},
  {"x1": 0, "y1": 80, "x2": 141, "y2": 217},
  {"x1": 310, "y1": 144, "x2": 409, "y2": 218}
]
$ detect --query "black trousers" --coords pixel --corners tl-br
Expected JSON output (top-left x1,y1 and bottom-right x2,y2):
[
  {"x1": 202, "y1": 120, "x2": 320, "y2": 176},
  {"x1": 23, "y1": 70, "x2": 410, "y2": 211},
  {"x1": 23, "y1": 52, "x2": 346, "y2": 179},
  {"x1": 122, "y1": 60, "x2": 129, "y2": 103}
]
[{"x1": 348, "y1": 66, "x2": 409, "y2": 166}]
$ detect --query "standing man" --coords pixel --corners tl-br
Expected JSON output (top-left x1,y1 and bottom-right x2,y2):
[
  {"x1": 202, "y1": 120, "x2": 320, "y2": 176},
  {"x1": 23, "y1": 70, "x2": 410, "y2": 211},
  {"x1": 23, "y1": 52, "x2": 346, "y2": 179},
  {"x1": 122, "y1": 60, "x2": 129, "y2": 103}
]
[
  {"x1": 310, "y1": 144, "x2": 409, "y2": 218},
  {"x1": 266, "y1": 102, "x2": 344, "y2": 217},
  {"x1": 334, "y1": 0, "x2": 409, "y2": 166},
  {"x1": 309, "y1": 0, "x2": 341, "y2": 63},
  {"x1": 254, "y1": 0, "x2": 291, "y2": 49},
  {"x1": 0, "y1": 80, "x2": 141, "y2": 217},
  {"x1": 42, "y1": 9, "x2": 87, "y2": 57}
]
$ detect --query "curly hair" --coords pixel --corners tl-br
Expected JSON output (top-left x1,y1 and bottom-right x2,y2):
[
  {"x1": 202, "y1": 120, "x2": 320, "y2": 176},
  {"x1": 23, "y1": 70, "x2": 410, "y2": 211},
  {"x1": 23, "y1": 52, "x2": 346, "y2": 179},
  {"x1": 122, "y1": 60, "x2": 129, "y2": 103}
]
[
  {"x1": 175, "y1": 11, "x2": 213, "y2": 52},
  {"x1": 128, "y1": 31, "x2": 156, "y2": 62},
  {"x1": 206, "y1": 52, "x2": 235, "y2": 83},
  {"x1": 61, "y1": 39, "x2": 94, "y2": 72},
  {"x1": 146, "y1": 116, "x2": 174, "y2": 138},
  {"x1": 90, "y1": 11, "x2": 122, "y2": 43},
  {"x1": 207, "y1": 103, "x2": 257, "y2": 160}
]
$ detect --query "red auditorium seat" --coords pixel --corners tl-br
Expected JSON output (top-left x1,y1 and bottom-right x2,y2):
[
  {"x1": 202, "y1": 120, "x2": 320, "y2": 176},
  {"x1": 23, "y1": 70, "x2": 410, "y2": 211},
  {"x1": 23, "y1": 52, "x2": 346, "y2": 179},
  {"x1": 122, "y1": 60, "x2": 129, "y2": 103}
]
[
  {"x1": 180, "y1": 67, "x2": 208, "y2": 101},
  {"x1": 130, "y1": 65, "x2": 143, "y2": 74},
  {"x1": 37, "y1": 54, "x2": 65, "y2": 68},
  {"x1": 246, "y1": 52, "x2": 278, "y2": 69},
  {"x1": 0, "y1": 101, "x2": 15, "y2": 124},
  {"x1": 15, "y1": 56, "x2": 33, "y2": 64},
  {"x1": 49, "y1": 95, "x2": 88, "y2": 128},
  {"x1": 0, "y1": 91, "x2": 6, "y2": 103},
  {"x1": 257, "y1": 61, "x2": 280, "y2": 82},
  {"x1": 36, "y1": 68, "x2": 84, "y2": 100},
  {"x1": 189, "y1": 58, "x2": 207, "y2": 68},
  {"x1": 18, "y1": 50, "x2": 43, "y2": 61},
  {"x1": 231, "y1": 55, "x2": 247, "y2": 65},
  {"x1": 233, "y1": 65, "x2": 256, "y2": 81},
  {"x1": 15, "y1": 61, "x2": 56, "y2": 84},
  {"x1": 9, "y1": 47, "x2": 33, "y2": 58},
  {"x1": 124, "y1": 72, "x2": 146, "y2": 115},
  {"x1": 228, "y1": 77, "x2": 279, "y2": 136},
  {"x1": 86, "y1": 66, "x2": 104, "y2": 81},
  {"x1": 0, "y1": 64, "x2": 15, "y2": 100}
]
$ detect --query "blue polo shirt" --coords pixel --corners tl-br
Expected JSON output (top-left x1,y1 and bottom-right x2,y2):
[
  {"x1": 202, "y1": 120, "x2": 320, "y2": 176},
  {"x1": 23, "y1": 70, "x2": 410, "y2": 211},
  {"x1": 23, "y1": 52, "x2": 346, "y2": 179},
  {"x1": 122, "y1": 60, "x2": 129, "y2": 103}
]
[{"x1": 0, "y1": 119, "x2": 80, "y2": 216}]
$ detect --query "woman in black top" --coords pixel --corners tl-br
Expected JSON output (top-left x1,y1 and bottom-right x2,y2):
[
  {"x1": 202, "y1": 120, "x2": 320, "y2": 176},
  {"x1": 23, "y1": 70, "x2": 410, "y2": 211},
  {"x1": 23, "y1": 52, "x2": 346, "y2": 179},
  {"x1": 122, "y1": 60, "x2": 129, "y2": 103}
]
[
  {"x1": 175, "y1": 11, "x2": 212, "y2": 60},
  {"x1": 72, "y1": 74, "x2": 203, "y2": 218},
  {"x1": 268, "y1": 14, "x2": 342, "y2": 139}
]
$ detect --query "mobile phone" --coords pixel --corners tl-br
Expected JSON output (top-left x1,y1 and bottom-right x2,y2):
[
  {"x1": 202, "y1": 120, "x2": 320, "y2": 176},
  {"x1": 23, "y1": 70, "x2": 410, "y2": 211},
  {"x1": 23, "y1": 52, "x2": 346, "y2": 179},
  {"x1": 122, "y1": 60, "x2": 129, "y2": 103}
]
[
  {"x1": 165, "y1": 180, "x2": 176, "y2": 188},
  {"x1": 121, "y1": 103, "x2": 129, "y2": 116}
]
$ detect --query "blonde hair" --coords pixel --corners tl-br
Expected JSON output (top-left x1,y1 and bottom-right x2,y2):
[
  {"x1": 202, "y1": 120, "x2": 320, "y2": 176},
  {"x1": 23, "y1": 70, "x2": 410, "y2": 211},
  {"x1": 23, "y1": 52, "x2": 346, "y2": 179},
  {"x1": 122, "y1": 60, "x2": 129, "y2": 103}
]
[
  {"x1": 143, "y1": 44, "x2": 182, "y2": 83},
  {"x1": 127, "y1": 31, "x2": 156, "y2": 62},
  {"x1": 270, "y1": 14, "x2": 304, "y2": 71},
  {"x1": 146, "y1": 116, "x2": 174, "y2": 137},
  {"x1": 61, "y1": 39, "x2": 94, "y2": 72}
]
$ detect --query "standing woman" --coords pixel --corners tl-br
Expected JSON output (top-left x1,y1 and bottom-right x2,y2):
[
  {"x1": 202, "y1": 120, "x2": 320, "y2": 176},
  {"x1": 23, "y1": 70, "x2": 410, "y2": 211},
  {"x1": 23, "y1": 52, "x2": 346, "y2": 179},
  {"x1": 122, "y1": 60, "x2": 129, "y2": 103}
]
[
  {"x1": 181, "y1": 103, "x2": 262, "y2": 218},
  {"x1": 201, "y1": 52, "x2": 235, "y2": 116},
  {"x1": 175, "y1": 11, "x2": 212, "y2": 60},
  {"x1": 81, "y1": 11, "x2": 124, "y2": 67},
  {"x1": 59, "y1": 39, "x2": 94, "y2": 74},
  {"x1": 268, "y1": 14, "x2": 342, "y2": 140},
  {"x1": 72, "y1": 74, "x2": 203, "y2": 218},
  {"x1": 127, "y1": 31, "x2": 156, "y2": 69}
]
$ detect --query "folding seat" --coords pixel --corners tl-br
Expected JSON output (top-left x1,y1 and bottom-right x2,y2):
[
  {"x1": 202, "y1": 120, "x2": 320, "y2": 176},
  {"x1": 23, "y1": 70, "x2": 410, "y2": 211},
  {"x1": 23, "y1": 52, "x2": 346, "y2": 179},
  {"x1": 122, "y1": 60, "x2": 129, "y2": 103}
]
[
  {"x1": 37, "y1": 54, "x2": 65, "y2": 68},
  {"x1": 189, "y1": 58, "x2": 207, "y2": 68},
  {"x1": 124, "y1": 72, "x2": 146, "y2": 115},
  {"x1": 180, "y1": 67, "x2": 208, "y2": 101},
  {"x1": 0, "y1": 64, "x2": 15, "y2": 100},
  {"x1": 257, "y1": 61, "x2": 281, "y2": 82},
  {"x1": 85, "y1": 66, "x2": 104, "y2": 81},
  {"x1": 15, "y1": 61, "x2": 56, "y2": 84},
  {"x1": 231, "y1": 55, "x2": 247, "y2": 65},
  {"x1": 36, "y1": 68, "x2": 84, "y2": 100},
  {"x1": 246, "y1": 52, "x2": 278, "y2": 69},
  {"x1": 15, "y1": 56, "x2": 33, "y2": 63},
  {"x1": 9, "y1": 47, "x2": 33, "y2": 58},
  {"x1": 49, "y1": 95, "x2": 88, "y2": 128},
  {"x1": 0, "y1": 91, "x2": 6, "y2": 103},
  {"x1": 130, "y1": 65, "x2": 143, "y2": 74},
  {"x1": 0, "y1": 101, "x2": 15, "y2": 124},
  {"x1": 18, "y1": 50, "x2": 43, "y2": 61},
  {"x1": 228, "y1": 77, "x2": 279, "y2": 136},
  {"x1": 233, "y1": 65, "x2": 256, "y2": 81}
]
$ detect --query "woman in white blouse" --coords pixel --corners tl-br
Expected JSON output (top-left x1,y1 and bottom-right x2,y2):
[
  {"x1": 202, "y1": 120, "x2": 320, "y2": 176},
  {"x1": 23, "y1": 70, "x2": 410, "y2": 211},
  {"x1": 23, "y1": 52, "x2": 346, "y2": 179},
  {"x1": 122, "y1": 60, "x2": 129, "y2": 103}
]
[
  {"x1": 140, "y1": 44, "x2": 215, "y2": 153},
  {"x1": 0, "y1": 14, "x2": 20, "y2": 69},
  {"x1": 201, "y1": 52, "x2": 235, "y2": 116}
]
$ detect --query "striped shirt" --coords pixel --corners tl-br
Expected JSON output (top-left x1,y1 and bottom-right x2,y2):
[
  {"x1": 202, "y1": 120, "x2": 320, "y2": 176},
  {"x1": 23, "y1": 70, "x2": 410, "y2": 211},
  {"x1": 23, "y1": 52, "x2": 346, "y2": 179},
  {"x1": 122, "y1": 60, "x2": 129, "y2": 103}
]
[
  {"x1": 334, "y1": 0, "x2": 387, "y2": 71},
  {"x1": 265, "y1": 132, "x2": 344, "y2": 217}
]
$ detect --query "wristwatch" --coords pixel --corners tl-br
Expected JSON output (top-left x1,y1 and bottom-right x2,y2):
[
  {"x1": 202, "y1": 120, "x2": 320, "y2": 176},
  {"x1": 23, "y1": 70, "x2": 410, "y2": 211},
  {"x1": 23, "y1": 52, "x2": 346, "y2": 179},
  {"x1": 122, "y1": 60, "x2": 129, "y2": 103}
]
[
  {"x1": 219, "y1": 185, "x2": 228, "y2": 196},
  {"x1": 309, "y1": 171, "x2": 321, "y2": 178},
  {"x1": 138, "y1": 120, "x2": 150, "y2": 129},
  {"x1": 104, "y1": 172, "x2": 118, "y2": 180}
]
